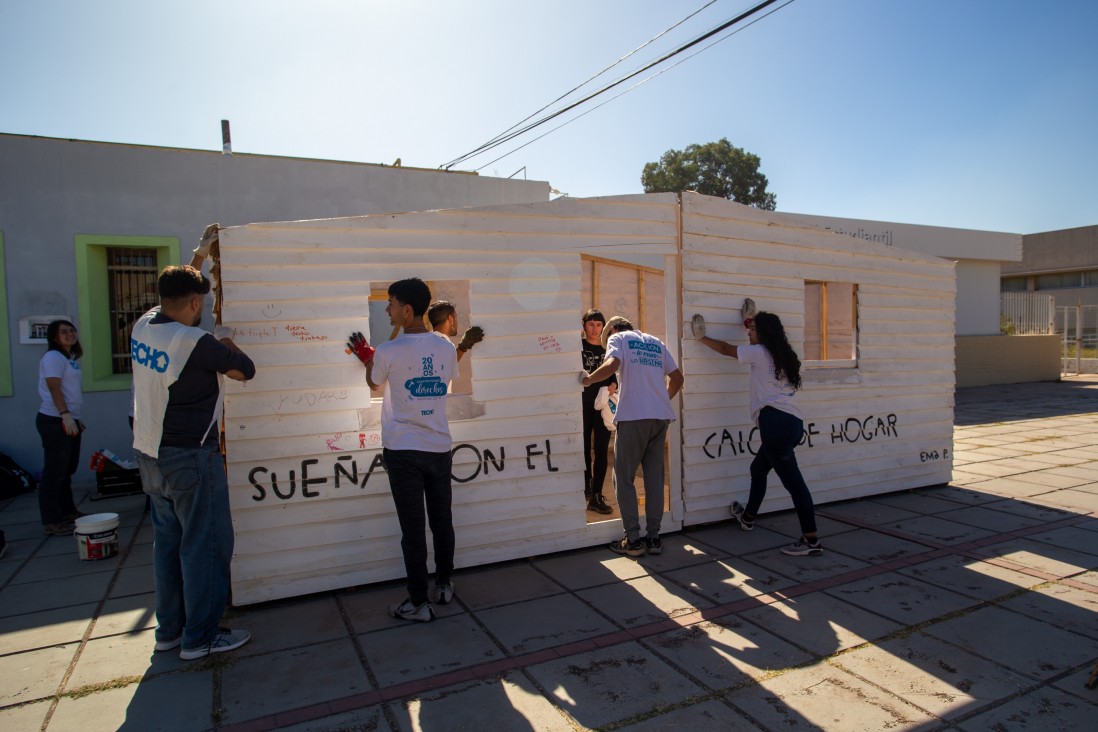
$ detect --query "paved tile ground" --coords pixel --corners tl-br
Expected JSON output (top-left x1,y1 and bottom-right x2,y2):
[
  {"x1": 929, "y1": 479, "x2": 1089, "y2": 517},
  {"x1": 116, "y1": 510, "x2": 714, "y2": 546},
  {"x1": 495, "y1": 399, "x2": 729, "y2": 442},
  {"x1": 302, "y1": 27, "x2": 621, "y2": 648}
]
[{"x1": 2, "y1": 376, "x2": 1097, "y2": 731}]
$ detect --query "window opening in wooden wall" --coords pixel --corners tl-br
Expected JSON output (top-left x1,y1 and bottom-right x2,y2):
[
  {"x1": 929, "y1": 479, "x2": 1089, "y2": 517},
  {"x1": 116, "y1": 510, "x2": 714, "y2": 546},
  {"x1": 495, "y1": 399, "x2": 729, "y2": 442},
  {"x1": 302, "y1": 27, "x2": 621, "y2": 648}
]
[
  {"x1": 108, "y1": 247, "x2": 160, "y2": 374},
  {"x1": 804, "y1": 281, "x2": 858, "y2": 363},
  {"x1": 581, "y1": 255, "x2": 665, "y2": 342}
]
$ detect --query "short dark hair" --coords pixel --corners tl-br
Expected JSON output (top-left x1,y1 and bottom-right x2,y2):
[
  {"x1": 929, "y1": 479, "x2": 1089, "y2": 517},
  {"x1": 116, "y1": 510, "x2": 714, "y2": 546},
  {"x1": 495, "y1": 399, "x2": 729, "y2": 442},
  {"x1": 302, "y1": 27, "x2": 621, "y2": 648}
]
[
  {"x1": 46, "y1": 319, "x2": 83, "y2": 360},
  {"x1": 158, "y1": 265, "x2": 211, "y2": 306},
  {"x1": 388, "y1": 278, "x2": 432, "y2": 317},
  {"x1": 582, "y1": 308, "x2": 605, "y2": 324},
  {"x1": 427, "y1": 300, "x2": 456, "y2": 329}
]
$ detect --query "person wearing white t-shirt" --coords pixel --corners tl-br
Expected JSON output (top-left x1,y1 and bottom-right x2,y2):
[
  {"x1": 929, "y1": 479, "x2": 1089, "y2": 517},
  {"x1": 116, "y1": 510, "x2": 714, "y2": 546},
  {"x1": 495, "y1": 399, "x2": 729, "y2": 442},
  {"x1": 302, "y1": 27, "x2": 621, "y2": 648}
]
[
  {"x1": 692, "y1": 309, "x2": 822, "y2": 557},
  {"x1": 348, "y1": 278, "x2": 459, "y2": 623},
  {"x1": 35, "y1": 320, "x2": 87, "y2": 536},
  {"x1": 581, "y1": 316, "x2": 683, "y2": 557}
]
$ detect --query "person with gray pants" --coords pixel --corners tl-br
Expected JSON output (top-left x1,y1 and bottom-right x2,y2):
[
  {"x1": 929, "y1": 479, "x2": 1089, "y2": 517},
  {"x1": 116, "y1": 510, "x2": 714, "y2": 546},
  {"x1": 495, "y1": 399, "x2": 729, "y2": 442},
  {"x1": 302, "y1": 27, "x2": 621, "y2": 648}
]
[{"x1": 581, "y1": 316, "x2": 683, "y2": 556}]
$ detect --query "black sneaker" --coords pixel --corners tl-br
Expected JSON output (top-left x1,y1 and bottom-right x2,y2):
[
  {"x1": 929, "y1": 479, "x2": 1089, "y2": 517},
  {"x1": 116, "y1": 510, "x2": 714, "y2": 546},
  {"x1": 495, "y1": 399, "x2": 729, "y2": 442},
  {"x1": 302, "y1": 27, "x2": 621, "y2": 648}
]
[
  {"x1": 587, "y1": 493, "x2": 613, "y2": 515},
  {"x1": 730, "y1": 501, "x2": 755, "y2": 531},
  {"x1": 609, "y1": 537, "x2": 646, "y2": 557},
  {"x1": 781, "y1": 536, "x2": 823, "y2": 556},
  {"x1": 645, "y1": 536, "x2": 663, "y2": 555}
]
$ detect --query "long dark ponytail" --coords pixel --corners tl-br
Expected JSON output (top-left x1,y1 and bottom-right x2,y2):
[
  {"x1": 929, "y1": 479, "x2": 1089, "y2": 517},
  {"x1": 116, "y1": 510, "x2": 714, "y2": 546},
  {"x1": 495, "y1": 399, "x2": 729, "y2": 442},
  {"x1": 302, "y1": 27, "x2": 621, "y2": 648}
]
[{"x1": 754, "y1": 312, "x2": 801, "y2": 390}]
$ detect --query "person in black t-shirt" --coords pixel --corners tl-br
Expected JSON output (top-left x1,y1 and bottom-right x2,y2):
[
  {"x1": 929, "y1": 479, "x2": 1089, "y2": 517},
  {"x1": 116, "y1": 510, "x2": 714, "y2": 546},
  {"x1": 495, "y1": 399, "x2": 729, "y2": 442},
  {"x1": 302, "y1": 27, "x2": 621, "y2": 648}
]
[{"x1": 580, "y1": 309, "x2": 616, "y2": 514}]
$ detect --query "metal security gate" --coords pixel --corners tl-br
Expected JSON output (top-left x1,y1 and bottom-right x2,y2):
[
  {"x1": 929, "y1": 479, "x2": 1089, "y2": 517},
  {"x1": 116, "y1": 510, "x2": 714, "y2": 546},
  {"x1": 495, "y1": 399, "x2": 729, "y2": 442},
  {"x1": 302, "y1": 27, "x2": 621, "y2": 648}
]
[{"x1": 1058, "y1": 304, "x2": 1098, "y2": 375}]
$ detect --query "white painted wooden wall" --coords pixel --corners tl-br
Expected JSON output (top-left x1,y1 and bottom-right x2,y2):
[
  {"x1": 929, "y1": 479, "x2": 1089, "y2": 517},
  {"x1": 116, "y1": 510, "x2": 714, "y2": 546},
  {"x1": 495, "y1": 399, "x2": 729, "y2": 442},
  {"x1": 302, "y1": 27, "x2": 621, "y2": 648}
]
[
  {"x1": 679, "y1": 194, "x2": 956, "y2": 526},
  {"x1": 220, "y1": 193, "x2": 955, "y2": 605}
]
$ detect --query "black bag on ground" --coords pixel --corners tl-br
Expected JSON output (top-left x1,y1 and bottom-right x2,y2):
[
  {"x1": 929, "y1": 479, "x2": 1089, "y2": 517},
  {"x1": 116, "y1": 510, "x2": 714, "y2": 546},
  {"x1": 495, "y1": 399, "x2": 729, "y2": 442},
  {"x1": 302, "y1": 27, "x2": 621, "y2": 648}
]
[{"x1": 0, "y1": 452, "x2": 36, "y2": 498}]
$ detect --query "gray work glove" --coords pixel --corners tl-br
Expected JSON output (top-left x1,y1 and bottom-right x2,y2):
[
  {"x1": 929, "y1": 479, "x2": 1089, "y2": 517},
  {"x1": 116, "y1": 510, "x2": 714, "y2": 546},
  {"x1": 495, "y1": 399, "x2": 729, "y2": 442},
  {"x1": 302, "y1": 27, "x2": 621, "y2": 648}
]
[
  {"x1": 194, "y1": 223, "x2": 221, "y2": 258},
  {"x1": 691, "y1": 314, "x2": 707, "y2": 339},
  {"x1": 742, "y1": 297, "x2": 757, "y2": 328},
  {"x1": 458, "y1": 326, "x2": 484, "y2": 352}
]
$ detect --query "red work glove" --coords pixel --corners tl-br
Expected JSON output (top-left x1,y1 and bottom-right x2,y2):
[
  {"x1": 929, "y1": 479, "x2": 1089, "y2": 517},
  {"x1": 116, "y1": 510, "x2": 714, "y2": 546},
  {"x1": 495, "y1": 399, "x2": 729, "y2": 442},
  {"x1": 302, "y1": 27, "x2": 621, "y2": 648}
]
[{"x1": 346, "y1": 332, "x2": 375, "y2": 366}]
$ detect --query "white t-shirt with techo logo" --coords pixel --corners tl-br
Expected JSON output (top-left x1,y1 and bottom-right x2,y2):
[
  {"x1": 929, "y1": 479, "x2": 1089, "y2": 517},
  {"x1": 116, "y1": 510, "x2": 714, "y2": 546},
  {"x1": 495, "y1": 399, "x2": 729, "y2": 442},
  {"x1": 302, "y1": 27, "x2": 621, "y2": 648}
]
[{"x1": 371, "y1": 332, "x2": 459, "y2": 452}]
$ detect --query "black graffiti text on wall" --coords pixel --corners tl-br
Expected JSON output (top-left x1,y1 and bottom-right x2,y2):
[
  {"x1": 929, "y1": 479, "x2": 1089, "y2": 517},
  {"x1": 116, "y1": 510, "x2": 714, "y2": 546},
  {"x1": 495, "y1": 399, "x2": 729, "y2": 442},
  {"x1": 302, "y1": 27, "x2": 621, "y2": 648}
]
[
  {"x1": 702, "y1": 414, "x2": 898, "y2": 460},
  {"x1": 247, "y1": 439, "x2": 560, "y2": 501}
]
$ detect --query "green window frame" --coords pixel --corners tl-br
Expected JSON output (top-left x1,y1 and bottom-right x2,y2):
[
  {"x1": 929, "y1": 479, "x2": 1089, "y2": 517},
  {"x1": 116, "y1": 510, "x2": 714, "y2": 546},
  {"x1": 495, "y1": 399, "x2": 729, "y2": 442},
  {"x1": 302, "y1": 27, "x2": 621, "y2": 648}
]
[
  {"x1": 75, "y1": 234, "x2": 179, "y2": 392},
  {"x1": 0, "y1": 233, "x2": 11, "y2": 397}
]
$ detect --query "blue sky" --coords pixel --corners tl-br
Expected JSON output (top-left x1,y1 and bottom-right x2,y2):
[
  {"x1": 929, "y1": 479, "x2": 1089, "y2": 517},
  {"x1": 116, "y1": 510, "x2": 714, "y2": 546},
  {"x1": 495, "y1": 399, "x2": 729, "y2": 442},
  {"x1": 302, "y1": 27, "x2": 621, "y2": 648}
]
[{"x1": 2, "y1": 0, "x2": 1095, "y2": 234}]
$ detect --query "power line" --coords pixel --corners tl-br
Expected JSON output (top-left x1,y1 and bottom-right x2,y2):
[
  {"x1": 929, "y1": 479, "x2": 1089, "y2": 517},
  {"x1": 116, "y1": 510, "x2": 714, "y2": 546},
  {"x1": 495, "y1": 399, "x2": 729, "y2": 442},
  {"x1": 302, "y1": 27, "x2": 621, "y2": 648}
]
[
  {"x1": 440, "y1": 0, "x2": 789, "y2": 170},
  {"x1": 472, "y1": 0, "x2": 796, "y2": 173},
  {"x1": 468, "y1": 0, "x2": 721, "y2": 160}
]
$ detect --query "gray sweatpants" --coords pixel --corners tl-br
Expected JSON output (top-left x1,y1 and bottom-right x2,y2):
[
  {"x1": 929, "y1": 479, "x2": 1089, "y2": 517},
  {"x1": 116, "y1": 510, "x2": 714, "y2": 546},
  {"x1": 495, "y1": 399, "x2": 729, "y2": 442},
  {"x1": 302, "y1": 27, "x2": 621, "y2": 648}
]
[{"x1": 613, "y1": 419, "x2": 670, "y2": 541}]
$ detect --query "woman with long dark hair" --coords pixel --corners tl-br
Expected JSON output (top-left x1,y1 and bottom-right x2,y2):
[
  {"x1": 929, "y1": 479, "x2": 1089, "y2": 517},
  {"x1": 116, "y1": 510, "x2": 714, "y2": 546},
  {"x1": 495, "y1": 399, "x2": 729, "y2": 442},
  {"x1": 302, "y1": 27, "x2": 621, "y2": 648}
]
[
  {"x1": 35, "y1": 320, "x2": 87, "y2": 536},
  {"x1": 692, "y1": 308, "x2": 822, "y2": 556}
]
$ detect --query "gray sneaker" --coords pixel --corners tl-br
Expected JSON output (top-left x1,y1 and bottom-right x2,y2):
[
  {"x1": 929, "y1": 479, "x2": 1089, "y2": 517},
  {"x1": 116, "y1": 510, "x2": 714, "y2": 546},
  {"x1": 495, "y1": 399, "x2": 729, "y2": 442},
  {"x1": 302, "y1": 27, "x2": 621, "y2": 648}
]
[
  {"x1": 389, "y1": 598, "x2": 435, "y2": 622},
  {"x1": 730, "y1": 501, "x2": 755, "y2": 531},
  {"x1": 435, "y1": 582, "x2": 455, "y2": 605},
  {"x1": 780, "y1": 536, "x2": 823, "y2": 557},
  {"x1": 179, "y1": 627, "x2": 251, "y2": 660},
  {"x1": 609, "y1": 537, "x2": 646, "y2": 557}
]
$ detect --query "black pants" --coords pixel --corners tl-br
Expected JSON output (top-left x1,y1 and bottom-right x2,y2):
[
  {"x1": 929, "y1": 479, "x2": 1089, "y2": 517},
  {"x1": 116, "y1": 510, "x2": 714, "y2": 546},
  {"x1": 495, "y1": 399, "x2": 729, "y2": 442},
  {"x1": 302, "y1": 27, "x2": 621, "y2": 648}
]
[
  {"x1": 746, "y1": 407, "x2": 817, "y2": 535},
  {"x1": 383, "y1": 448, "x2": 456, "y2": 605},
  {"x1": 36, "y1": 413, "x2": 81, "y2": 525},
  {"x1": 582, "y1": 399, "x2": 611, "y2": 497}
]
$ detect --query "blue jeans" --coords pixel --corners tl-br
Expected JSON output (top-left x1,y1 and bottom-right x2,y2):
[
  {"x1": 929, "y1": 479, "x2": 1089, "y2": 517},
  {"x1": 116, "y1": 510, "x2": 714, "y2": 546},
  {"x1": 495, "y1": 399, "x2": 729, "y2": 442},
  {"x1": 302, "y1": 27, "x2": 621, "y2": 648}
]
[
  {"x1": 383, "y1": 448, "x2": 455, "y2": 605},
  {"x1": 613, "y1": 419, "x2": 669, "y2": 541},
  {"x1": 746, "y1": 406, "x2": 817, "y2": 535},
  {"x1": 138, "y1": 439, "x2": 234, "y2": 648},
  {"x1": 36, "y1": 413, "x2": 81, "y2": 524}
]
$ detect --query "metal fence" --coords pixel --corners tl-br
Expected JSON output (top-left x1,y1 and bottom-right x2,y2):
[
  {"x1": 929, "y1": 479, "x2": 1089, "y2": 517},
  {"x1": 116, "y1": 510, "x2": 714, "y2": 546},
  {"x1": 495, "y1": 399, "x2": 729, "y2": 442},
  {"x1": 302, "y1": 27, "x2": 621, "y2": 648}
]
[
  {"x1": 1000, "y1": 292, "x2": 1055, "y2": 335},
  {"x1": 1058, "y1": 304, "x2": 1098, "y2": 375}
]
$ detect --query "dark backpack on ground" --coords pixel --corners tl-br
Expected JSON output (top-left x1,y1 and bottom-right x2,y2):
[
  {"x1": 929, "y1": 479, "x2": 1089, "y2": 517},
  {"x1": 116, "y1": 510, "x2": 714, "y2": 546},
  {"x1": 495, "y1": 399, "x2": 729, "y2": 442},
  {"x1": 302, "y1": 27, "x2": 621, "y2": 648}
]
[{"x1": 0, "y1": 453, "x2": 35, "y2": 498}]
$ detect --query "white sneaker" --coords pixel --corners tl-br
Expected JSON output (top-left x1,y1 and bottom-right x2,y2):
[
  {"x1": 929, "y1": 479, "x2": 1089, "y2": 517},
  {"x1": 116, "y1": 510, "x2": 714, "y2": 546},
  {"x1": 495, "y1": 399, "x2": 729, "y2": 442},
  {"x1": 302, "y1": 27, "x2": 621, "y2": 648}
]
[
  {"x1": 154, "y1": 636, "x2": 181, "y2": 652},
  {"x1": 389, "y1": 598, "x2": 435, "y2": 622},
  {"x1": 435, "y1": 582, "x2": 455, "y2": 605},
  {"x1": 179, "y1": 627, "x2": 251, "y2": 660}
]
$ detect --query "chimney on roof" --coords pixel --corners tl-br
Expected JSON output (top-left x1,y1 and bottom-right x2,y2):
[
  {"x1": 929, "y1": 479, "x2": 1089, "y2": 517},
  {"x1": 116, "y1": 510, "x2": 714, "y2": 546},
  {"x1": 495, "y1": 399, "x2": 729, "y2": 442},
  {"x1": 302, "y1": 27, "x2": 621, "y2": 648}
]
[{"x1": 221, "y1": 120, "x2": 233, "y2": 156}]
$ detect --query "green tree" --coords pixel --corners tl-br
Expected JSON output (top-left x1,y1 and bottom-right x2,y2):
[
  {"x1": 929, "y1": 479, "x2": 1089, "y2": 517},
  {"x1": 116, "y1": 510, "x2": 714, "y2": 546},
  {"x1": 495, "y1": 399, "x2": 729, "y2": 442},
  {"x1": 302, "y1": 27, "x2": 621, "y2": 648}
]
[{"x1": 641, "y1": 138, "x2": 776, "y2": 210}]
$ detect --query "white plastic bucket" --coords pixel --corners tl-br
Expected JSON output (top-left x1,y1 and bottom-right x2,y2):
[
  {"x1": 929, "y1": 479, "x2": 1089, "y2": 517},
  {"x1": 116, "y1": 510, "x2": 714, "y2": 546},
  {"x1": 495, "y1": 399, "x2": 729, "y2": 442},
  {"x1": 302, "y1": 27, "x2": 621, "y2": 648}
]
[{"x1": 74, "y1": 513, "x2": 120, "y2": 560}]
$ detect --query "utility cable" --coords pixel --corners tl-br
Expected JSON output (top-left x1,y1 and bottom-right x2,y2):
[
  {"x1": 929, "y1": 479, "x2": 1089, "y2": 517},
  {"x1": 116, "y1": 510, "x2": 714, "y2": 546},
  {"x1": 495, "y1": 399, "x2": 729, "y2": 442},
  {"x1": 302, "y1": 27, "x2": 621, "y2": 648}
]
[{"x1": 441, "y1": 0, "x2": 785, "y2": 170}]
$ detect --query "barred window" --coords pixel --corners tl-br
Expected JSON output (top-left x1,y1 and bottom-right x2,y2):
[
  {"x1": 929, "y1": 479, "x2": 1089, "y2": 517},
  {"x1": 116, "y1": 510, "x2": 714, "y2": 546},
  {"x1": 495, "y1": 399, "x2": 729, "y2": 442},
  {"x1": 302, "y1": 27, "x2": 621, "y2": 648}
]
[{"x1": 108, "y1": 248, "x2": 160, "y2": 374}]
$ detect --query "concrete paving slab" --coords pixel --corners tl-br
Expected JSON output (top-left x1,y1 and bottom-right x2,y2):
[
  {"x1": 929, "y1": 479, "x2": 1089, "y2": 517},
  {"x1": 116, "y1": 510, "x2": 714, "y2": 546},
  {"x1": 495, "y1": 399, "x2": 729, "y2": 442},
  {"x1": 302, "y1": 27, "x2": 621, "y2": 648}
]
[
  {"x1": 614, "y1": 698, "x2": 755, "y2": 730},
  {"x1": 0, "y1": 602, "x2": 95, "y2": 654},
  {"x1": 49, "y1": 670, "x2": 213, "y2": 732},
  {"x1": 1026, "y1": 526, "x2": 1098, "y2": 558},
  {"x1": 524, "y1": 641, "x2": 705, "y2": 730},
  {"x1": 954, "y1": 684, "x2": 1098, "y2": 731},
  {"x1": 940, "y1": 504, "x2": 1060, "y2": 534},
  {"x1": 532, "y1": 549, "x2": 649, "y2": 590},
  {"x1": 973, "y1": 537, "x2": 1098, "y2": 577},
  {"x1": 359, "y1": 613, "x2": 503, "y2": 687},
  {"x1": 683, "y1": 525, "x2": 791, "y2": 556},
  {"x1": 1050, "y1": 666, "x2": 1098, "y2": 703},
  {"x1": 878, "y1": 515, "x2": 995, "y2": 545},
  {"x1": 2, "y1": 520, "x2": 52, "y2": 542},
  {"x1": 34, "y1": 535, "x2": 85, "y2": 558},
  {"x1": 0, "y1": 572, "x2": 113, "y2": 617},
  {"x1": 391, "y1": 670, "x2": 572, "y2": 732},
  {"x1": 450, "y1": 561, "x2": 565, "y2": 610},
  {"x1": 739, "y1": 590, "x2": 902, "y2": 657},
  {"x1": 219, "y1": 638, "x2": 373, "y2": 726},
  {"x1": 816, "y1": 528, "x2": 934, "y2": 565},
  {"x1": 66, "y1": 629, "x2": 187, "y2": 690},
  {"x1": 0, "y1": 642, "x2": 76, "y2": 706},
  {"x1": 726, "y1": 662, "x2": 937, "y2": 731},
  {"x1": 475, "y1": 592, "x2": 619, "y2": 655},
  {"x1": 960, "y1": 461, "x2": 1045, "y2": 479},
  {"x1": 1011, "y1": 471, "x2": 1096, "y2": 489},
  {"x1": 748, "y1": 511, "x2": 857, "y2": 539},
  {"x1": 833, "y1": 631, "x2": 1034, "y2": 720},
  {"x1": 825, "y1": 571, "x2": 980, "y2": 625},
  {"x1": 0, "y1": 698, "x2": 51, "y2": 731},
  {"x1": 1034, "y1": 488, "x2": 1098, "y2": 512},
  {"x1": 635, "y1": 532, "x2": 733, "y2": 573},
  {"x1": 91, "y1": 592, "x2": 157, "y2": 639},
  {"x1": 742, "y1": 544, "x2": 874, "y2": 585},
  {"x1": 925, "y1": 605, "x2": 1095, "y2": 681},
  {"x1": 5, "y1": 548, "x2": 119, "y2": 585},
  {"x1": 107, "y1": 564, "x2": 155, "y2": 599},
  {"x1": 897, "y1": 554, "x2": 1040, "y2": 601},
  {"x1": 973, "y1": 497, "x2": 1078, "y2": 522},
  {"x1": 662, "y1": 556, "x2": 796, "y2": 603},
  {"x1": 818, "y1": 499, "x2": 923, "y2": 524},
  {"x1": 577, "y1": 574, "x2": 713, "y2": 628},
  {"x1": 276, "y1": 705, "x2": 393, "y2": 732},
  {"x1": 645, "y1": 614, "x2": 814, "y2": 689},
  {"x1": 340, "y1": 582, "x2": 464, "y2": 635},
  {"x1": 996, "y1": 583, "x2": 1098, "y2": 641},
  {"x1": 948, "y1": 469, "x2": 997, "y2": 486},
  {"x1": 124, "y1": 541, "x2": 153, "y2": 567},
  {"x1": 230, "y1": 594, "x2": 347, "y2": 658}
]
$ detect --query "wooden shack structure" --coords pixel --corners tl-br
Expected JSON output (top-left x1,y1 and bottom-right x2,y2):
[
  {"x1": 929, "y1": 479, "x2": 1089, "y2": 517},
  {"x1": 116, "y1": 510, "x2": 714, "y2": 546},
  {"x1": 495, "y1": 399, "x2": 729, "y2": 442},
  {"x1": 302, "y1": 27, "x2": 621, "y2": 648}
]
[{"x1": 218, "y1": 192, "x2": 956, "y2": 604}]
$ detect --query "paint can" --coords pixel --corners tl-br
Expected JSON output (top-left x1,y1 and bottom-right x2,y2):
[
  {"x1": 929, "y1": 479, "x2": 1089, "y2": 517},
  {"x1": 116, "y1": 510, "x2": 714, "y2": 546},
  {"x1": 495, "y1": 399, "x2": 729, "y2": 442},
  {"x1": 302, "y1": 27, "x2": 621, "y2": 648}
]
[{"x1": 74, "y1": 513, "x2": 120, "y2": 561}]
